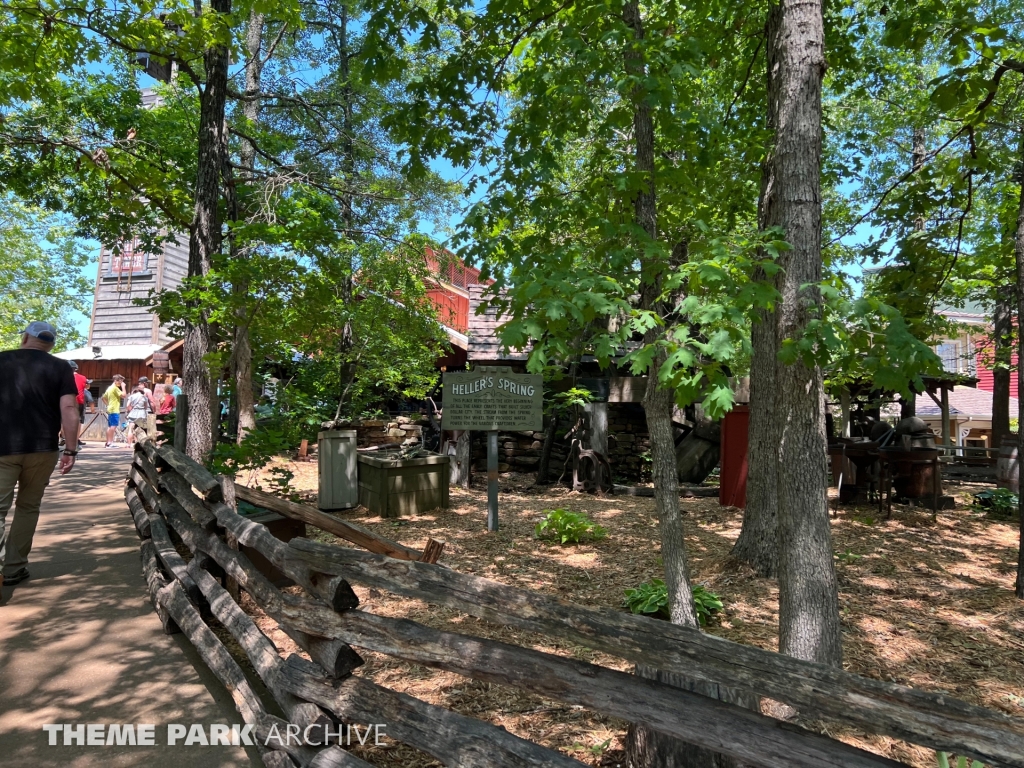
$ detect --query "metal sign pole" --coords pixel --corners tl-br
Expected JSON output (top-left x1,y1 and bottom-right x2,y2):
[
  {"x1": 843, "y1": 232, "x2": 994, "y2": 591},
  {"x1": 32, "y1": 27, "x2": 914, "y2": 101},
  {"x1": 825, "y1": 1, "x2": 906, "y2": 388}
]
[{"x1": 487, "y1": 430, "x2": 499, "y2": 531}]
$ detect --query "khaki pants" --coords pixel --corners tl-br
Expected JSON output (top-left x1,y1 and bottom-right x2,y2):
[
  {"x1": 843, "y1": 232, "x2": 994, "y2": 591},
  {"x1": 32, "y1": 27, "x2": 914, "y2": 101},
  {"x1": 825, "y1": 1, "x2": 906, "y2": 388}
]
[{"x1": 0, "y1": 452, "x2": 59, "y2": 577}]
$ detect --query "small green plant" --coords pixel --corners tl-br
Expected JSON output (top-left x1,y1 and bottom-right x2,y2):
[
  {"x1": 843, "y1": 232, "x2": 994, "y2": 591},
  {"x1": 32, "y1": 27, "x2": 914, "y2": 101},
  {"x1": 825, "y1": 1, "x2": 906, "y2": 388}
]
[
  {"x1": 856, "y1": 514, "x2": 877, "y2": 526},
  {"x1": 266, "y1": 466, "x2": 300, "y2": 501},
  {"x1": 972, "y1": 488, "x2": 1019, "y2": 519},
  {"x1": 623, "y1": 578, "x2": 724, "y2": 626},
  {"x1": 638, "y1": 449, "x2": 653, "y2": 484},
  {"x1": 836, "y1": 548, "x2": 862, "y2": 564},
  {"x1": 571, "y1": 738, "x2": 612, "y2": 757},
  {"x1": 534, "y1": 509, "x2": 607, "y2": 545},
  {"x1": 936, "y1": 751, "x2": 985, "y2": 768}
]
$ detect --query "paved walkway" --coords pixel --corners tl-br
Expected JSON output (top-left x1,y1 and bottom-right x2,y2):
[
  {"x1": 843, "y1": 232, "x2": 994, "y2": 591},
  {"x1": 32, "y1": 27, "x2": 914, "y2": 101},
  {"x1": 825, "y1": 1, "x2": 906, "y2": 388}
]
[{"x1": 0, "y1": 449, "x2": 257, "y2": 768}]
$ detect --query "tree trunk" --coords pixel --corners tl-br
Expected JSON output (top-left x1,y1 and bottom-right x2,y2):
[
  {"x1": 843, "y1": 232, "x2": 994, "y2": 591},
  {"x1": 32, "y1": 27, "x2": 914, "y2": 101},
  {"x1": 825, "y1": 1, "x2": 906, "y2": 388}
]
[
  {"x1": 183, "y1": 0, "x2": 231, "y2": 461},
  {"x1": 761, "y1": 0, "x2": 842, "y2": 667},
  {"x1": 732, "y1": 301, "x2": 778, "y2": 576},
  {"x1": 622, "y1": 3, "x2": 752, "y2": 765},
  {"x1": 232, "y1": 9, "x2": 265, "y2": 443},
  {"x1": 1015, "y1": 146, "x2": 1024, "y2": 600},
  {"x1": 732, "y1": 11, "x2": 781, "y2": 580},
  {"x1": 535, "y1": 412, "x2": 559, "y2": 484},
  {"x1": 333, "y1": 1, "x2": 358, "y2": 419},
  {"x1": 232, "y1": 9, "x2": 264, "y2": 444},
  {"x1": 992, "y1": 283, "x2": 1013, "y2": 449}
]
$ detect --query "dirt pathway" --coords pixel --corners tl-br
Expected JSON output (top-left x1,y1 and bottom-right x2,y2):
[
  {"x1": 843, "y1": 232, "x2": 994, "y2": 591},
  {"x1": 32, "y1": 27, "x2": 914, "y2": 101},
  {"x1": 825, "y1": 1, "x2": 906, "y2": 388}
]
[{"x1": 0, "y1": 449, "x2": 257, "y2": 768}]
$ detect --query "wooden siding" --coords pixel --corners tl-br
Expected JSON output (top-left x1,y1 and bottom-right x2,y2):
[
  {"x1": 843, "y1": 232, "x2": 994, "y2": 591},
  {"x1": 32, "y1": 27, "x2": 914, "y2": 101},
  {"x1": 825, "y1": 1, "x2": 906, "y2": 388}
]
[
  {"x1": 427, "y1": 288, "x2": 470, "y2": 333},
  {"x1": 975, "y1": 337, "x2": 1019, "y2": 399},
  {"x1": 467, "y1": 284, "x2": 531, "y2": 362},
  {"x1": 89, "y1": 234, "x2": 188, "y2": 347}
]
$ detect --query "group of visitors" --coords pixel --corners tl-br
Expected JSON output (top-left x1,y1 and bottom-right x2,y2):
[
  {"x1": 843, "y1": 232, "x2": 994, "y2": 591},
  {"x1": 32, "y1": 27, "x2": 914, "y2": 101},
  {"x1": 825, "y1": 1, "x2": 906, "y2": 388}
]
[
  {"x1": 0, "y1": 320, "x2": 188, "y2": 591},
  {"x1": 101, "y1": 375, "x2": 181, "y2": 447}
]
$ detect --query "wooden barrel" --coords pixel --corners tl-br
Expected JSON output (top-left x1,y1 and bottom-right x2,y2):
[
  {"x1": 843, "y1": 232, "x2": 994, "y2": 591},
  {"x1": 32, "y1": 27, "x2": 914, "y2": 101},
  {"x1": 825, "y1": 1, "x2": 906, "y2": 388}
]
[{"x1": 997, "y1": 437, "x2": 1019, "y2": 493}]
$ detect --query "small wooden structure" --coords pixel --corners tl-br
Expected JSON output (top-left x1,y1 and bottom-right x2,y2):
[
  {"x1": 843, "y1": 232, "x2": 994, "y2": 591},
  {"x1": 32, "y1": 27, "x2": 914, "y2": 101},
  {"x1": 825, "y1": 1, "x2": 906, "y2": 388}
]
[{"x1": 357, "y1": 452, "x2": 450, "y2": 517}]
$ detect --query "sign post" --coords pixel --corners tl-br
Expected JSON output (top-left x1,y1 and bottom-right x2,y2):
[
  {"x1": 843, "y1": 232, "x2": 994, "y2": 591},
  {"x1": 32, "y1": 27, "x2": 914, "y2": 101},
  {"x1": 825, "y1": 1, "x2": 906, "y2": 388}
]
[
  {"x1": 441, "y1": 369, "x2": 543, "y2": 532},
  {"x1": 487, "y1": 430, "x2": 499, "y2": 530}
]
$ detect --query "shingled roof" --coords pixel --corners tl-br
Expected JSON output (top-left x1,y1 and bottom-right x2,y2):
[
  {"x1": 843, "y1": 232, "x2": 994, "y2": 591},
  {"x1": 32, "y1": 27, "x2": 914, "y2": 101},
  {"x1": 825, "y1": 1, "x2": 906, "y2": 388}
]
[
  {"x1": 916, "y1": 386, "x2": 1019, "y2": 418},
  {"x1": 467, "y1": 284, "x2": 531, "y2": 362}
]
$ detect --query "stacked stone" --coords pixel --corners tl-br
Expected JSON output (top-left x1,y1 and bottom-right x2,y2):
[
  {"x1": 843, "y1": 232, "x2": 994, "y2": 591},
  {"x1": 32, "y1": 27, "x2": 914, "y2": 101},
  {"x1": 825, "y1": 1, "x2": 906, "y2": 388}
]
[
  {"x1": 471, "y1": 427, "x2": 560, "y2": 472},
  {"x1": 355, "y1": 415, "x2": 427, "y2": 448},
  {"x1": 605, "y1": 403, "x2": 652, "y2": 481}
]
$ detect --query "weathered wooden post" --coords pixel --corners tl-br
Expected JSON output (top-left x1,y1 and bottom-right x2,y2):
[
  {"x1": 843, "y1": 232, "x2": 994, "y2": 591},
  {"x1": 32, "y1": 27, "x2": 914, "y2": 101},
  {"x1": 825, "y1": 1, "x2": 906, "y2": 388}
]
[{"x1": 174, "y1": 393, "x2": 189, "y2": 453}]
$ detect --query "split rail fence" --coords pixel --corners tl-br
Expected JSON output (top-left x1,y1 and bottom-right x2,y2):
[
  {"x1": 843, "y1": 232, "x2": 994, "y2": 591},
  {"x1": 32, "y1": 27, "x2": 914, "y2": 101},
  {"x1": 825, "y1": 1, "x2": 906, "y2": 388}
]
[{"x1": 124, "y1": 427, "x2": 1024, "y2": 768}]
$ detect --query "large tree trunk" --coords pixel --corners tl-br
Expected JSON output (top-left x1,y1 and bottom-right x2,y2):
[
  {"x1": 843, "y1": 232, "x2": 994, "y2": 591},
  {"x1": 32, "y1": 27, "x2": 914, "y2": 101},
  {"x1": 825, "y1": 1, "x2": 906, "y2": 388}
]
[
  {"x1": 184, "y1": 0, "x2": 232, "y2": 461},
  {"x1": 1015, "y1": 147, "x2": 1024, "y2": 600},
  {"x1": 731, "y1": 314, "x2": 778, "y2": 576},
  {"x1": 732, "y1": 169, "x2": 779, "y2": 578},
  {"x1": 992, "y1": 283, "x2": 1013, "y2": 449},
  {"x1": 231, "y1": 9, "x2": 265, "y2": 443},
  {"x1": 332, "y1": 1, "x2": 358, "y2": 420},
  {"x1": 761, "y1": 0, "x2": 842, "y2": 667}
]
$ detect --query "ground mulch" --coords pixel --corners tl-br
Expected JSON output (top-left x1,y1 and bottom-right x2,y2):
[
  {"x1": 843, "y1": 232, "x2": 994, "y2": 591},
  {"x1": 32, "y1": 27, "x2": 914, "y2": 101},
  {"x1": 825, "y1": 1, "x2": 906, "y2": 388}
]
[{"x1": 242, "y1": 458, "x2": 1024, "y2": 767}]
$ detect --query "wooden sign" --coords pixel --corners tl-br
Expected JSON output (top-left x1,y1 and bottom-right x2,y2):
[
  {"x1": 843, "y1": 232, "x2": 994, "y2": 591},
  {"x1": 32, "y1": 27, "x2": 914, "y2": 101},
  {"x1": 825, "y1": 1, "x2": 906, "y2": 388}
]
[{"x1": 442, "y1": 370, "x2": 543, "y2": 431}]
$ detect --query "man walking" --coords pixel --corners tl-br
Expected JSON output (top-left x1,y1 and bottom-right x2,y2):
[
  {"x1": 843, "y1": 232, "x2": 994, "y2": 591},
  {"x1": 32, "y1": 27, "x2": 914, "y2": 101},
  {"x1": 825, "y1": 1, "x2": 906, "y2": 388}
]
[
  {"x1": 0, "y1": 322, "x2": 79, "y2": 590},
  {"x1": 102, "y1": 375, "x2": 126, "y2": 447}
]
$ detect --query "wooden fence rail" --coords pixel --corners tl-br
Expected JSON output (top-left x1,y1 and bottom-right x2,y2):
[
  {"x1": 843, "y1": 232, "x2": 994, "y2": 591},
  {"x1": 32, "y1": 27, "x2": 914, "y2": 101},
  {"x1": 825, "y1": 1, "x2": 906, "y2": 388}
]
[{"x1": 123, "y1": 428, "x2": 1024, "y2": 768}]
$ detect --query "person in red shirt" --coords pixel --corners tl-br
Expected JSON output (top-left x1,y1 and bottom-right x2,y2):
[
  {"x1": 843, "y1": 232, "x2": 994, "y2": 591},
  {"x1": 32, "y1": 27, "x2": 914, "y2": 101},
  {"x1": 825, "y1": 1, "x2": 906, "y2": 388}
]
[
  {"x1": 69, "y1": 361, "x2": 88, "y2": 423},
  {"x1": 66, "y1": 361, "x2": 91, "y2": 449},
  {"x1": 157, "y1": 384, "x2": 176, "y2": 415}
]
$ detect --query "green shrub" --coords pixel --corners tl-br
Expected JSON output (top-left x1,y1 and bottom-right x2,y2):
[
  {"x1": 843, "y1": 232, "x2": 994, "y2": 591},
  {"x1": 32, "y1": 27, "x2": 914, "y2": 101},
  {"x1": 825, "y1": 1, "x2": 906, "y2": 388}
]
[
  {"x1": 936, "y1": 752, "x2": 985, "y2": 768},
  {"x1": 623, "y1": 578, "x2": 724, "y2": 626},
  {"x1": 534, "y1": 508, "x2": 607, "y2": 545},
  {"x1": 972, "y1": 488, "x2": 1019, "y2": 519}
]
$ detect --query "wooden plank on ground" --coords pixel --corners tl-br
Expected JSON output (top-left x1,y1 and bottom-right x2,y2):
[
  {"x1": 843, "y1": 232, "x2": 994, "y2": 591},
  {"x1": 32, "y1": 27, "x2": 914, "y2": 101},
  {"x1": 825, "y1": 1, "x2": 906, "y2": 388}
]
[
  {"x1": 235, "y1": 484, "x2": 443, "y2": 564},
  {"x1": 285, "y1": 538, "x2": 1024, "y2": 768}
]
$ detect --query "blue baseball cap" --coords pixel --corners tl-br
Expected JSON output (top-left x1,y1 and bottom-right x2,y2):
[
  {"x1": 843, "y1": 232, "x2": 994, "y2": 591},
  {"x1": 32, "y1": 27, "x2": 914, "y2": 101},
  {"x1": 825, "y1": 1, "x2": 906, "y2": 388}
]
[{"x1": 21, "y1": 321, "x2": 57, "y2": 343}]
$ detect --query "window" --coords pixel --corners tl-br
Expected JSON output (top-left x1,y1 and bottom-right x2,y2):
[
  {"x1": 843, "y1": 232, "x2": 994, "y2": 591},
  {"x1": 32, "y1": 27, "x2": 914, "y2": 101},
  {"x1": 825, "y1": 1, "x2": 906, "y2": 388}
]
[{"x1": 935, "y1": 341, "x2": 960, "y2": 373}]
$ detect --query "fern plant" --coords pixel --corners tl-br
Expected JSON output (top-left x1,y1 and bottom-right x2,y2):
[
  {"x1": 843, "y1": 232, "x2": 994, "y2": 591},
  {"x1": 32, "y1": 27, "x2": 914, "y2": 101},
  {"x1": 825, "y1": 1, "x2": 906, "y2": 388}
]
[
  {"x1": 623, "y1": 578, "x2": 724, "y2": 626},
  {"x1": 534, "y1": 509, "x2": 607, "y2": 544}
]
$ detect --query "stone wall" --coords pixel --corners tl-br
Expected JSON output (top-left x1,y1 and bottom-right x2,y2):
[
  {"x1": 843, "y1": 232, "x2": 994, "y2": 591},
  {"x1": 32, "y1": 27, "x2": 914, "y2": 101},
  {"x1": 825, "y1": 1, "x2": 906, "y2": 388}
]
[
  {"x1": 355, "y1": 415, "x2": 428, "y2": 448},
  {"x1": 605, "y1": 403, "x2": 652, "y2": 482}
]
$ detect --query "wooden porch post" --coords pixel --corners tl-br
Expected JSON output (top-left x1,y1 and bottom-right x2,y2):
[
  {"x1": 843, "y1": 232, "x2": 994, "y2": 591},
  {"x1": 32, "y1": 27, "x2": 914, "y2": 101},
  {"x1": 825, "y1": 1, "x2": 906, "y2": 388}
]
[{"x1": 941, "y1": 385, "x2": 951, "y2": 447}]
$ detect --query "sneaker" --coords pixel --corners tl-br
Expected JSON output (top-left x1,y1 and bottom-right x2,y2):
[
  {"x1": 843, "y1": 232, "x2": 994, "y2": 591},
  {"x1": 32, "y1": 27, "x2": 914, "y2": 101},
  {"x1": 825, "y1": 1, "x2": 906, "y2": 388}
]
[{"x1": 3, "y1": 568, "x2": 29, "y2": 585}]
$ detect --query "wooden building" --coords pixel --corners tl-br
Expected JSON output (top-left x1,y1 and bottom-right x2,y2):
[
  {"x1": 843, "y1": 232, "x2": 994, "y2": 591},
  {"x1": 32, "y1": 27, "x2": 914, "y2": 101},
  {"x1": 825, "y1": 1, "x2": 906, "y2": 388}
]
[{"x1": 55, "y1": 235, "x2": 188, "y2": 394}]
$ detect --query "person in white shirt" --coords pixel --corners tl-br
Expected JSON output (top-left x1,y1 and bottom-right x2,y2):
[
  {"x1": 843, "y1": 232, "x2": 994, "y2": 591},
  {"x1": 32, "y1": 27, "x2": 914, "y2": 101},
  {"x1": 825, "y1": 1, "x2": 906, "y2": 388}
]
[{"x1": 125, "y1": 386, "x2": 149, "y2": 446}]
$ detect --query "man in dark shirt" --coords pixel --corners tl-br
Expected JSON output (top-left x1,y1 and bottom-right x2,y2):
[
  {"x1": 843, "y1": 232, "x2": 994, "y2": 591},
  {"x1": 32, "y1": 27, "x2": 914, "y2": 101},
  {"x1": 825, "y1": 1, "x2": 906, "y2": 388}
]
[{"x1": 0, "y1": 322, "x2": 80, "y2": 590}]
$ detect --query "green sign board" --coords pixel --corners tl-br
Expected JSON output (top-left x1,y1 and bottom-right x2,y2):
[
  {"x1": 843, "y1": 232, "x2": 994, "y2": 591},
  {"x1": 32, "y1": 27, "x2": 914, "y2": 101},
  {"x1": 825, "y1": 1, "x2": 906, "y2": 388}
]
[{"x1": 441, "y1": 371, "x2": 543, "y2": 431}]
